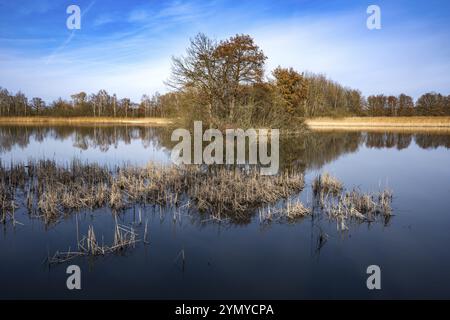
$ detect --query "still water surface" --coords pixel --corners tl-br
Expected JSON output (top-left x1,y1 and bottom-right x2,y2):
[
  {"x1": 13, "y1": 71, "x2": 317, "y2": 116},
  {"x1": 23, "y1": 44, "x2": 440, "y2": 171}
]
[{"x1": 1, "y1": 125, "x2": 450, "y2": 299}]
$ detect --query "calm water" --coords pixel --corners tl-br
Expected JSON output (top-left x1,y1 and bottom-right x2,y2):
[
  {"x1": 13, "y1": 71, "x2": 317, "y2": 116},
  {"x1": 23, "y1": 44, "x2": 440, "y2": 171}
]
[{"x1": 1, "y1": 125, "x2": 450, "y2": 299}]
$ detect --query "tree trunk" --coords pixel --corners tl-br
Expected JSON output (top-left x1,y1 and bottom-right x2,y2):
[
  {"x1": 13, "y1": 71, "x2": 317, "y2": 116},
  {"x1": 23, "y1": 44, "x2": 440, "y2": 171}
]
[{"x1": 229, "y1": 96, "x2": 235, "y2": 120}]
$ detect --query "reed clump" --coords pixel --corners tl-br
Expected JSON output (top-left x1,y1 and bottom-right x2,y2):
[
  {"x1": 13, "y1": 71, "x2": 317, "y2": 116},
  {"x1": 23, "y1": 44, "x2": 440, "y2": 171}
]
[
  {"x1": 0, "y1": 160, "x2": 305, "y2": 224},
  {"x1": 332, "y1": 188, "x2": 392, "y2": 220},
  {"x1": 0, "y1": 183, "x2": 18, "y2": 224},
  {"x1": 311, "y1": 170, "x2": 394, "y2": 230},
  {"x1": 259, "y1": 199, "x2": 311, "y2": 223},
  {"x1": 312, "y1": 172, "x2": 343, "y2": 196},
  {"x1": 285, "y1": 200, "x2": 311, "y2": 220},
  {"x1": 0, "y1": 163, "x2": 19, "y2": 224},
  {"x1": 48, "y1": 221, "x2": 138, "y2": 264},
  {"x1": 190, "y1": 168, "x2": 304, "y2": 220}
]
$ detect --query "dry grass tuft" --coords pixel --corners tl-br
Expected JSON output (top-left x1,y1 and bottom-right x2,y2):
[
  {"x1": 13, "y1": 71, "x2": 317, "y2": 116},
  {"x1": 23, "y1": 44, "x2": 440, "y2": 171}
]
[
  {"x1": 48, "y1": 220, "x2": 138, "y2": 264},
  {"x1": 316, "y1": 186, "x2": 393, "y2": 230},
  {"x1": 311, "y1": 171, "x2": 394, "y2": 230},
  {"x1": 258, "y1": 199, "x2": 311, "y2": 223},
  {"x1": 190, "y1": 168, "x2": 304, "y2": 220},
  {"x1": 312, "y1": 172, "x2": 343, "y2": 196}
]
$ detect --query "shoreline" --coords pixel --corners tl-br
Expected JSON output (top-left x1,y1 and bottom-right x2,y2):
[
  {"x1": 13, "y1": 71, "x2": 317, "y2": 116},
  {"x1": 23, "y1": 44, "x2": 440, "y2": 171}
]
[
  {"x1": 305, "y1": 116, "x2": 450, "y2": 130},
  {"x1": 2, "y1": 116, "x2": 450, "y2": 132},
  {"x1": 0, "y1": 116, "x2": 174, "y2": 126}
]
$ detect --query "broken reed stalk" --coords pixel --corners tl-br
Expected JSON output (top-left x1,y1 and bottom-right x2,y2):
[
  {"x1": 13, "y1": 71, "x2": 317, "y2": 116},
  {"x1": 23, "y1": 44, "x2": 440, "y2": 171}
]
[
  {"x1": 143, "y1": 218, "x2": 149, "y2": 244},
  {"x1": 48, "y1": 221, "x2": 138, "y2": 264}
]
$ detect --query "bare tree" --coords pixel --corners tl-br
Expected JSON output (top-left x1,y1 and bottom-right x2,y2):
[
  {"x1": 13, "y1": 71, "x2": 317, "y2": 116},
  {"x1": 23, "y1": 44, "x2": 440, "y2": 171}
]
[
  {"x1": 168, "y1": 33, "x2": 267, "y2": 120},
  {"x1": 31, "y1": 97, "x2": 45, "y2": 115}
]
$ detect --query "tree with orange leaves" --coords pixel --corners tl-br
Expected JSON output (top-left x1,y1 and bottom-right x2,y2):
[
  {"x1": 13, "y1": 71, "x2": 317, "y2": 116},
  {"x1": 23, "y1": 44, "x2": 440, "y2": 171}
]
[{"x1": 272, "y1": 67, "x2": 308, "y2": 116}]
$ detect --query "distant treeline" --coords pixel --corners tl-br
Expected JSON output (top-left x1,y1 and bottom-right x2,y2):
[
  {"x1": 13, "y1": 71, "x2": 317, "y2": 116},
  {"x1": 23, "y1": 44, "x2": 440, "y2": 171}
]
[
  {"x1": 0, "y1": 88, "x2": 171, "y2": 118},
  {"x1": 1, "y1": 33, "x2": 449, "y2": 123}
]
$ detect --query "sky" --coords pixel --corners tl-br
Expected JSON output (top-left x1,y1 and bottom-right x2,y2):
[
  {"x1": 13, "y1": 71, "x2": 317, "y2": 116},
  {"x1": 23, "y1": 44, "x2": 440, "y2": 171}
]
[{"x1": 0, "y1": 0, "x2": 449, "y2": 102}]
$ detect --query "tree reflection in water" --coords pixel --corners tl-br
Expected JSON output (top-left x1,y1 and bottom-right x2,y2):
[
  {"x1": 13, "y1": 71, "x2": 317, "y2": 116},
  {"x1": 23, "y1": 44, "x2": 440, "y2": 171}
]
[{"x1": 1, "y1": 125, "x2": 450, "y2": 172}]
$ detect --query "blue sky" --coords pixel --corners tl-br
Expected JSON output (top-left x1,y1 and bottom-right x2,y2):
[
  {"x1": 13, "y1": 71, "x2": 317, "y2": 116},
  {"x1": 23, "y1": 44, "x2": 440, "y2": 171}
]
[{"x1": 0, "y1": 0, "x2": 449, "y2": 102}]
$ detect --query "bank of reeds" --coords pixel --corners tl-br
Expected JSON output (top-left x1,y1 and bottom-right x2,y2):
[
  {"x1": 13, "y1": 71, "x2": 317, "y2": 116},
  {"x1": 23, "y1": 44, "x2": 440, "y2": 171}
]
[
  {"x1": 0, "y1": 116, "x2": 173, "y2": 126},
  {"x1": 0, "y1": 160, "x2": 305, "y2": 224},
  {"x1": 1, "y1": 160, "x2": 394, "y2": 230},
  {"x1": 305, "y1": 116, "x2": 450, "y2": 129}
]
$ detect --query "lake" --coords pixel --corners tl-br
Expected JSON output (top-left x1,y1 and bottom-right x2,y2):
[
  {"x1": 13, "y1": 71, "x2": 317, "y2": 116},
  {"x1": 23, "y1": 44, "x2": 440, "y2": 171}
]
[{"x1": 1, "y1": 124, "x2": 450, "y2": 299}]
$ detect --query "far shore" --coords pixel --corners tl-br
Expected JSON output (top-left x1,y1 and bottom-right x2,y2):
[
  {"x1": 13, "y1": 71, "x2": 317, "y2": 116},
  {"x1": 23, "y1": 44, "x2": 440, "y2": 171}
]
[
  {"x1": 2, "y1": 116, "x2": 450, "y2": 132},
  {"x1": 305, "y1": 117, "x2": 450, "y2": 130},
  {"x1": 0, "y1": 116, "x2": 174, "y2": 126}
]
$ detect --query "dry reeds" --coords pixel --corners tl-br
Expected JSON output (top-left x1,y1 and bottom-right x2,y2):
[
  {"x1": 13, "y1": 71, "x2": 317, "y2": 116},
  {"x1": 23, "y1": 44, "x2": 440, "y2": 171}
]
[
  {"x1": 0, "y1": 116, "x2": 173, "y2": 126},
  {"x1": 310, "y1": 170, "x2": 394, "y2": 229},
  {"x1": 0, "y1": 165, "x2": 19, "y2": 224},
  {"x1": 0, "y1": 160, "x2": 305, "y2": 224},
  {"x1": 285, "y1": 200, "x2": 310, "y2": 220},
  {"x1": 190, "y1": 168, "x2": 304, "y2": 220},
  {"x1": 305, "y1": 116, "x2": 450, "y2": 129},
  {"x1": 259, "y1": 199, "x2": 311, "y2": 223},
  {"x1": 1, "y1": 159, "x2": 394, "y2": 230},
  {"x1": 48, "y1": 221, "x2": 138, "y2": 264},
  {"x1": 312, "y1": 172, "x2": 343, "y2": 196}
]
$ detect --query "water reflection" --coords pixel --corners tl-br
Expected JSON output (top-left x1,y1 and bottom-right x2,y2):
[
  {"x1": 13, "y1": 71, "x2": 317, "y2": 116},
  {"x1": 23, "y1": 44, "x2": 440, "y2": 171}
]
[
  {"x1": 1, "y1": 125, "x2": 450, "y2": 171},
  {"x1": 0, "y1": 125, "x2": 172, "y2": 153}
]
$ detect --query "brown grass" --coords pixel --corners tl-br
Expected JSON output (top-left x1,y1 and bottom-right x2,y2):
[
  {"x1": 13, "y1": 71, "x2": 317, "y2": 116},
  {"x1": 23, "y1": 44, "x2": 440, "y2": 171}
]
[
  {"x1": 0, "y1": 116, "x2": 174, "y2": 126},
  {"x1": 313, "y1": 180, "x2": 393, "y2": 229},
  {"x1": 305, "y1": 117, "x2": 450, "y2": 130},
  {"x1": 258, "y1": 199, "x2": 311, "y2": 224},
  {"x1": 48, "y1": 220, "x2": 138, "y2": 264},
  {"x1": 312, "y1": 172, "x2": 343, "y2": 196},
  {"x1": 1, "y1": 159, "x2": 395, "y2": 232},
  {"x1": 191, "y1": 168, "x2": 304, "y2": 220},
  {"x1": 0, "y1": 160, "x2": 305, "y2": 224}
]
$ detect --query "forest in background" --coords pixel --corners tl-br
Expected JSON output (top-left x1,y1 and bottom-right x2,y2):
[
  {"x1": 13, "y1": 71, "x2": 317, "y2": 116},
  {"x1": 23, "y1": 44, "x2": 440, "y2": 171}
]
[{"x1": 1, "y1": 33, "x2": 449, "y2": 127}]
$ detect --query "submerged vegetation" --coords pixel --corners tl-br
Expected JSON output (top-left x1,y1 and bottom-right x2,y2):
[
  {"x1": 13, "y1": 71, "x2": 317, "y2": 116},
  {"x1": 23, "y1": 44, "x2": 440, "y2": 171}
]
[
  {"x1": 312, "y1": 172, "x2": 343, "y2": 196},
  {"x1": 0, "y1": 160, "x2": 305, "y2": 225},
  {"x1": 312, "y1": 172, "x2": 393, "y2": 229},
  {"x1": 48, "y1": 220, "x2": 139, "y2": 264},
  {"x1": 1, "y1": 160, "x2": 393, "y2": 229}
]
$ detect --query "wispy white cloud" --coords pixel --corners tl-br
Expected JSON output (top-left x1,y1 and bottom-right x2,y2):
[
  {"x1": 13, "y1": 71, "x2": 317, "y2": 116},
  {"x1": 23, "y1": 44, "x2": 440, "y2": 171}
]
[
  {"x1": 157, "y1": 0, "x2": 196, "y2": 19},
  {"x1": 14, "y1": 0, "x2": 55, "y2": 15},
  {"x1": 1, "y1": 0, "x2": 449, "y2": 102},
  {"x1": 93, "y1": 13, "x2": 116, "y2": 27},
  {"x1": 247, "y1": 12, "x2": 450, "y2": 98},
  {"x1": 128, "y1": 9, "x2": 151, "y2": 23}
]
